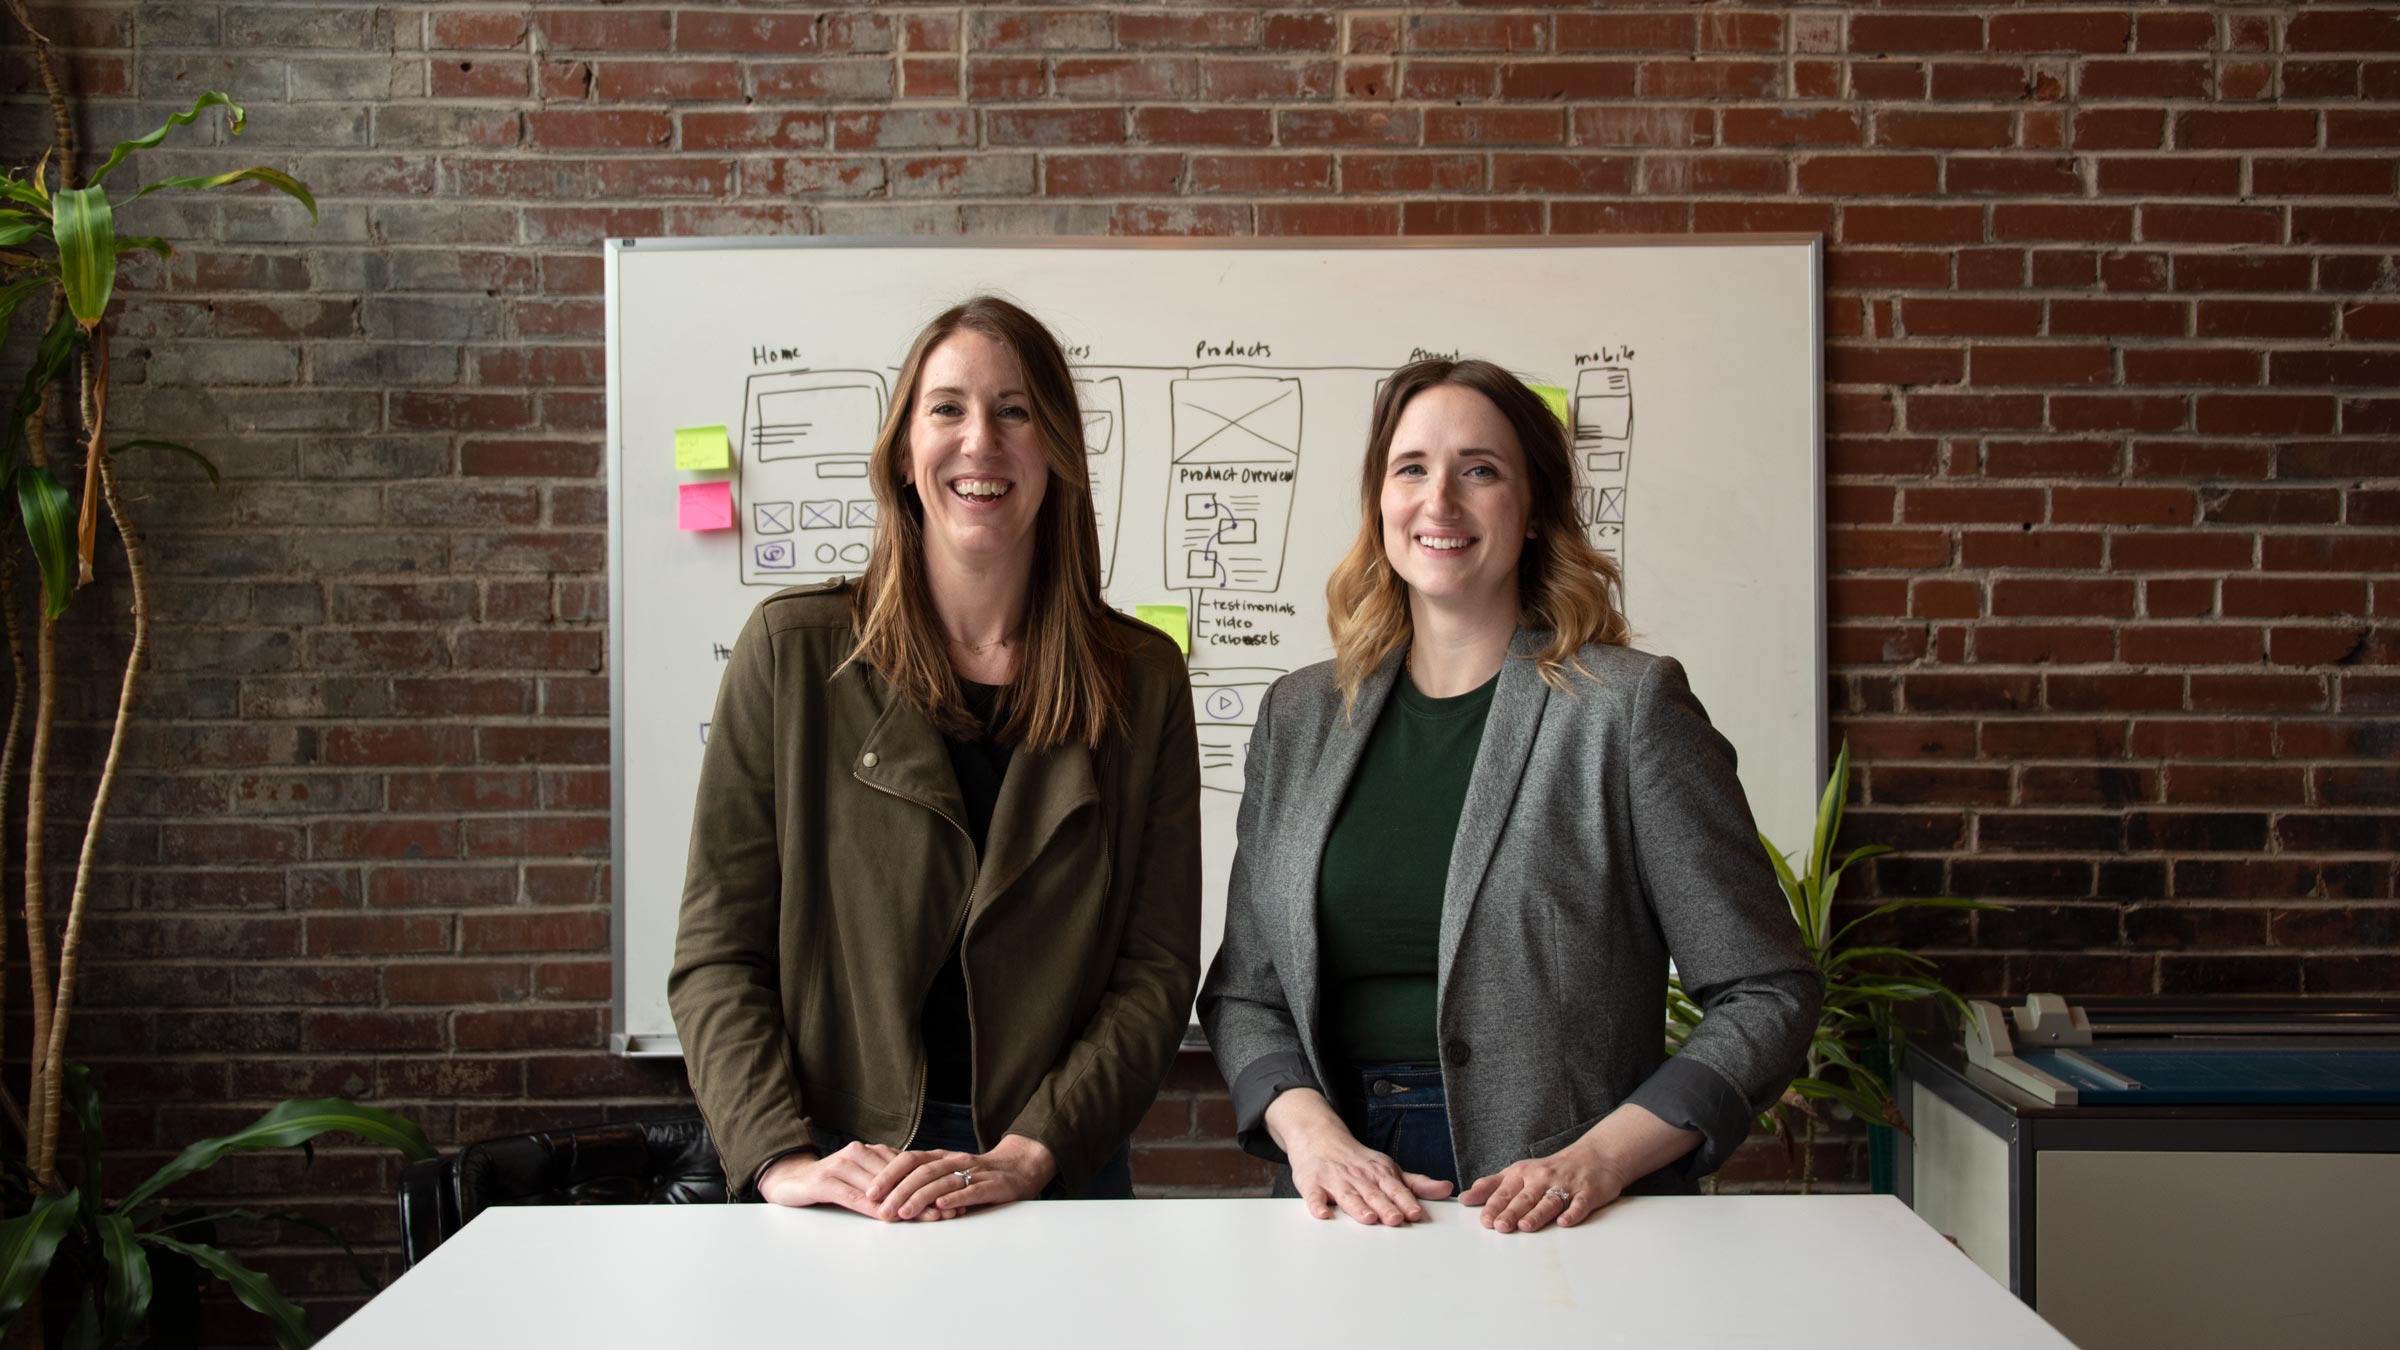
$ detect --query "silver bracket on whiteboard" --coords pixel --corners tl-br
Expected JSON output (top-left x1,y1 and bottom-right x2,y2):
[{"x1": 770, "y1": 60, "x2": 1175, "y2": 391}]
[{"x1": 613, "y1": 1032, "x2": 685, "y2": 1059}]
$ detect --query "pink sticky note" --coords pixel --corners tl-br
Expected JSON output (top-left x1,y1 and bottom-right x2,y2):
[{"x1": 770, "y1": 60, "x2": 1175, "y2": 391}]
[{"x1": 679, "y1": 480, "x2": 734, "y2": 531}]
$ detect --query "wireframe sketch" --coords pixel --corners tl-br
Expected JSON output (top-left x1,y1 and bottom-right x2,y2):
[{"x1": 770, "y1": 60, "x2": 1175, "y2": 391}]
[
  {"x1": 1570, "y1": 367, "x2": 1631, "y2": 571},
  {"x1": 1167, "y1": 376, "x2": 1300, "y2": 593},
  {"x1": 1078, "y1": 376, "x2": 1127, "y2": 587},
  {"x1": 1189, "y1": 667, "x2": 1281, "y2": 795},
  {"x1": 739, "y1": 369, "x2": 890, "y2": 586}
]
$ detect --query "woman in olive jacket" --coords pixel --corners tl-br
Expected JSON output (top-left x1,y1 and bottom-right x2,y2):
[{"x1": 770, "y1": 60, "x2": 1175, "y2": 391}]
[
  {"x1": 1200, "y1": 359, "x2": 1819, "y2": 1233},
  {"x1": 673, "y1": 297, "x2": 1201, "y2": 1220}
]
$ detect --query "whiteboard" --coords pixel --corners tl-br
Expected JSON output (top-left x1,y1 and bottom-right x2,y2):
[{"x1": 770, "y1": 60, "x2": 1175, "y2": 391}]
[{"x1": 606, "y1": 238, "x2": 1824, "y2": 1054}]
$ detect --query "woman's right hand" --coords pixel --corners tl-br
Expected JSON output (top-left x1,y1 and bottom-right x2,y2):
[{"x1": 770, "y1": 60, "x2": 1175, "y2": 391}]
[
  {"x1": 1265, "y1": 1089, "x2": 1452, "y2": 1226},
  {"x1": 756, "y1": 1142, "x2": 908, "y2": 1218}
]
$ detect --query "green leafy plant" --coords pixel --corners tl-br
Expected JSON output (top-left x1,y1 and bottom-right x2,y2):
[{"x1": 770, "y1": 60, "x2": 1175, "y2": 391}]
[
  {"x1": 0, "y1": 1068, "x2": 433, "y2": 1348},
  {"x1": 1, "y1": 81, "x2": 314, "y2": 1200},
  {"x1": 1668, "y1": 740, "x2": 1998, "y2": 1190},
  {"x1": 5, "y1": 12, "x2": 337, "y2": 1338},
  {"x1": 4, "y1": 90, "x2": 306, "y2": 612}
]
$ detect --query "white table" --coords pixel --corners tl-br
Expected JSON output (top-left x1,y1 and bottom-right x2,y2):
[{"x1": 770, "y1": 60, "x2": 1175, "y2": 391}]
[{"x1": 325, "y1": 1197, "x2": 2074, "y2": 1348}]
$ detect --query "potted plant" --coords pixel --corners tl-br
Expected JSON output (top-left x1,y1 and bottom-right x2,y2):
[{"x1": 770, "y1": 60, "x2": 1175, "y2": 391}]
[
  {"x1": 5, "y1": 82, "x2": 315, "y2": 1192},
  {"x1": 0, "y1": 1067, "x2": 435, "y2": 1348},
  {"x1": 5, "y1": 12, "x2": 417, "y2": 1339},
  {"x1": 1669, "y1": 740, "x2": 1998, "y2": 1191}
]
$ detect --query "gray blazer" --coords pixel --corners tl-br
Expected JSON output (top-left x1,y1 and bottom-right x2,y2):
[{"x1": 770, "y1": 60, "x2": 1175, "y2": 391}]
[{"x1": 1198, "y1": 632, "x2": 1822, "y2": 1186}]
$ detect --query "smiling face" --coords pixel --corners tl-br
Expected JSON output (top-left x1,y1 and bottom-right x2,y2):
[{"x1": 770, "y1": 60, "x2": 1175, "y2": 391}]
[
  {"x1": 1379, "y1": 383, "x2": 1534, "y2": 617},
  {"x1": 902, "y1": 329, "x2": 1052, "y2": 576}
]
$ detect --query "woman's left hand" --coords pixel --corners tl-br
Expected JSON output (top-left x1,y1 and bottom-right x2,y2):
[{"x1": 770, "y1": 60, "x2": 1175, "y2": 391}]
[
  {"x1": 1457, "y1": 1138, "x2": 1630, "y2": 1233},
  {"x1": 868, "y1": 1134, "x2": 1058, "y2": 1221}
]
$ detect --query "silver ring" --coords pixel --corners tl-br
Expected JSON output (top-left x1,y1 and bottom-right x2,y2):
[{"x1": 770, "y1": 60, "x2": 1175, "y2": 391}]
[
  {"x1": 953, "y1": 1169, "x2": 974, "y2": 1185},
  {"x1": 1544, "y1": 1187, "x2": 1571, "y2": 1202}
]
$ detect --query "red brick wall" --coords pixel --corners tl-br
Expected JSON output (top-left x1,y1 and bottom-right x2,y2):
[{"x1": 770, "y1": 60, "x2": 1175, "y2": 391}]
[{"x1": 4, "y1": 2, "x2": 2395, "y2": 1338}]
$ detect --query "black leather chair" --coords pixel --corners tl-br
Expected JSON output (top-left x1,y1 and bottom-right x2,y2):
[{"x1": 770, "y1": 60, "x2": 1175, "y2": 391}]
[{"x1": 398, "y1": 1116, "x2": 727, "y2": 1267}]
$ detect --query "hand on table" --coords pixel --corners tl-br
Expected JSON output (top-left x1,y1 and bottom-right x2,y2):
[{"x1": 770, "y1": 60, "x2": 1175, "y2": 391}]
[
  {"x1": 1268, "y1": 1090, "x2": 1451, "y2": 1226},
  {"x1": 867, "y1": 1133, "x2": 1057, "y2": 1221},
  {"x1": 756, "y1": 1142, "x2": 903, "y2": 1218},
  {"x1": 1458, "y1": 1138, "x2": 1629, "y2": 1233}
]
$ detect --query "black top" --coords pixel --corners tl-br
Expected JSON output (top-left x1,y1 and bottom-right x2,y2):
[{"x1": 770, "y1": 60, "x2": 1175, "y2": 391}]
[{"x1": 921, "y1": 680, "x2": 1011, "y2": 1108}]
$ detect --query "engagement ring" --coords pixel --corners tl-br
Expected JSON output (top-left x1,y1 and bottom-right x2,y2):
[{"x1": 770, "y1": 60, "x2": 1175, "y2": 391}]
[{"x1": 1544, "y1": 1187, "x2": 1571, "y2": 1201}]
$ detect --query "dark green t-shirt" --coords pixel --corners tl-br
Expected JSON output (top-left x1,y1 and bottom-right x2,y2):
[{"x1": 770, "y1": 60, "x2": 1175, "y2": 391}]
[{"x1": 1316, "y1": 669, "x2": 1496, "y2": 1067}]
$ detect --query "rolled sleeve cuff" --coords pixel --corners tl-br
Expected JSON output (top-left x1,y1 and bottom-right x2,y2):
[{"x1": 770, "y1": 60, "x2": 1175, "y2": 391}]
[
  {"x1": 1625, "y1": 1054, "x2": 1756, "y2": 1181},
  {"x1": 744, "y1": 1143, "x2": 820, "y2": 1202},
  {"x1": 1226, "y1": 1051, "x2": 1323, "y2": 1165}
]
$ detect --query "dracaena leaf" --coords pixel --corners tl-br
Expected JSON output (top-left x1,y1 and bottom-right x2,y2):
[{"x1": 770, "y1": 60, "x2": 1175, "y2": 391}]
[
  {"x1": 4, "y1": 308, "x2": 79, "y2": 462},
  {"x1": 66, "y1": 1063, "x2": 105, "y2": 1204},
  {"x1": 0, "y1": 1190, "x2": 79, "y2": 1323},
  {"x1": 151, "y1": 1208, "x2": 381, "y2": 1294},
  {"x1": 1829, "y1": 896, "x2": 2003, "y2": 951},
  {"x1": 90, "y1": 91, "x2": 246, "y2": 186},
  {"x1": 124, "y1": 167, "x2": 317, "y2": 224},
  {"x1": 15, "y1": 463, "x2": 75, "y2": 618},
  {"x1": 1807, "y1": 739, "x2": 1851, "y2": 883},
  {"x1": 0, "y1": 179, "x2": 49, "y2": 214},
  {"x1": 138, "y1": 1235, "x2": 309, "y2": 1350},
  {"x1": 52, "y1": 185, "x2": 117, "y2": 326},
  {"x1": 112, "y1": 438, "x2": 220, "y2": 486},
  {"x1": 0, "y1": 274, "x2": 49, "y2": 330},
  {"x1": 117, "y1": 1098, "x2": 434, "y2": 1215},
  {"x1": 96, "y1": 1215, "x2": 153, "y2": 1344}
]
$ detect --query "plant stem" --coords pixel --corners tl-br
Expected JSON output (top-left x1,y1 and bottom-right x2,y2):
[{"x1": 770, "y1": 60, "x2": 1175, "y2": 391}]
[
  {"x1": 4, "y1": 0, "x2": 79, "y2": 1191},
  {"x1": 74, "y1": 331, "x2": 106, "y2": 582},
  {"x1": 22, "y1": 614, "x2": 53, "y2": 1183},
  {"x1": 0, "y1": 0, "x2": 77, "y2": 190},
  {"x1": 15, "y1": 329, "x2": 63, "y2": 1181},
  {"x1": 0, "y1": 540, "x2": 20, "y2": 1102},
  {"x1": 38, "y1": 444, "x2": 145, "y2": 1180}
]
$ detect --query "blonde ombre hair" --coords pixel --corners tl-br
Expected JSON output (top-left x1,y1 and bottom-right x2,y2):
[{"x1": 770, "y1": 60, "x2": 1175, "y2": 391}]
[
  {"x1": 1325, "y1": 358, "x2": 1631, "y2": 714},
  {"x1": 848, "y1": 296, "x2": 1127, "y2": 751}
]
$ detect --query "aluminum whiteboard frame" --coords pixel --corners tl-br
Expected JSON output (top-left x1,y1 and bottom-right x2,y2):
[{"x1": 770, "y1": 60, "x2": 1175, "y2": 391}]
[{"x1": 607, "y1": 234, "x2": 1827, "y2": 1058}]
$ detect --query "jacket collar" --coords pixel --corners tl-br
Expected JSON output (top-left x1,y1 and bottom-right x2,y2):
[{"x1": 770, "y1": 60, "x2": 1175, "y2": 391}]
[
  {"x1": 1436, "y1": 628, "x2": 1551, "y2": 989},
  {"x1": 1277, "y1": 646, "x2": 1406, "y2": 1032},
  {"x1": 852, "y1": 675, "x2": 1099, "y2": 902},
  {"x1": 978, "y1": 738, "x2": 1098, "y2": 902}
]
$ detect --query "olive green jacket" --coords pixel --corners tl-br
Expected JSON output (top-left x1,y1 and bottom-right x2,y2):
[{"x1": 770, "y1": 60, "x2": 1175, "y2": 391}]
[{"x1": 670, "y1": 581, "x2": 1202, "y2": 1197}]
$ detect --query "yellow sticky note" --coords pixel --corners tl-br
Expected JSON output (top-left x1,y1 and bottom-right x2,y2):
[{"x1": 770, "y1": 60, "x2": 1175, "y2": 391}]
[
  {"x1": 675, "y1": 425, "x2": 731, "y2": 471},
  {"x1": 1529, "y1": 385, "x2": 1572, "y2": 433},
  {"x1": 1135, "y1": 604, "x2": 1189, "y2": 655}
]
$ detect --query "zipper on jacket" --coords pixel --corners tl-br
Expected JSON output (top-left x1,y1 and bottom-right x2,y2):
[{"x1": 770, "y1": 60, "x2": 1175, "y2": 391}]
[
  {"x1": 856, "y1": 773, "x2": 979, "y2": 1152},
  {"x1": 859, "y1": 761, "x2": 1104, "y2": 1159}
]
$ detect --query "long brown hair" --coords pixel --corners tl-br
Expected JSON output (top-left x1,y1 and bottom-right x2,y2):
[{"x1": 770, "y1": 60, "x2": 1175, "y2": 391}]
[
  {"x1": 848, "y1": 295, "x2": 1126, "y2": 751},
  {"x1": 1325, "y1": 358, "x2": 1631, "y2": 713}
]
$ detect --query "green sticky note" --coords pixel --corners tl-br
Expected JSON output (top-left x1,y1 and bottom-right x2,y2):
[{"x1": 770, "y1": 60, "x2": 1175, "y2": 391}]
[
  {"x1": 1135, "y1": 604, "x2": 1189, "y2": 655},
  {"x1": 675, "y1": 425, "x2": 731, "y2": 471},
  {"x1": 1529, "y1": 385, "x2": 1572, "y2": 433}
]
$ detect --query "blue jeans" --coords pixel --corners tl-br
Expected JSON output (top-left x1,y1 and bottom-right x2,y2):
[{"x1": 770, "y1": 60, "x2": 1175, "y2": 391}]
[
  {"x1": 1272, "y1": 1063, "x2": 1459, "y2": 1196},
  {"x1": 812, "y1": 1100, "x2": 1134, "y2": 1200}
]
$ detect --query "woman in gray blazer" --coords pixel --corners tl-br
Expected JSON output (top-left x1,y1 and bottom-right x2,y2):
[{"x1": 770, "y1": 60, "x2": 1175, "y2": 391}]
[{"x1": 1199, "y1": 359, "x2": 1821, "y2": 1233}]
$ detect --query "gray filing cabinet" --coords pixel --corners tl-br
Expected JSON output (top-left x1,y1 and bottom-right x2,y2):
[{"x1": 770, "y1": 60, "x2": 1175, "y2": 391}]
[{"x1": 1897, "y1": 998, "x2": 2400, "y2": 1350}]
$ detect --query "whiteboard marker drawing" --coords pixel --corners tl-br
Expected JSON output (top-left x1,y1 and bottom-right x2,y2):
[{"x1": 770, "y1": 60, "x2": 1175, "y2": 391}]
[
  {"x1": 1188, "y1": 667, "x2": 1281, "y2": 795},
  {"x1": 607, "y1": 240, "x2": 1824, "y2": 1057},
  {"x1": 1571, "y1": 366, "x2": 1632, "y2": 578},
  {"x1": 738, "y1": 368, "x2": 891, "y2": 586},
  {"x1": 1076, "y1": 375, "x2": 1127, "y2": 588},
  {"x1": 1166, "y1": 375, "x2": 1301, "y2": 594}
]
